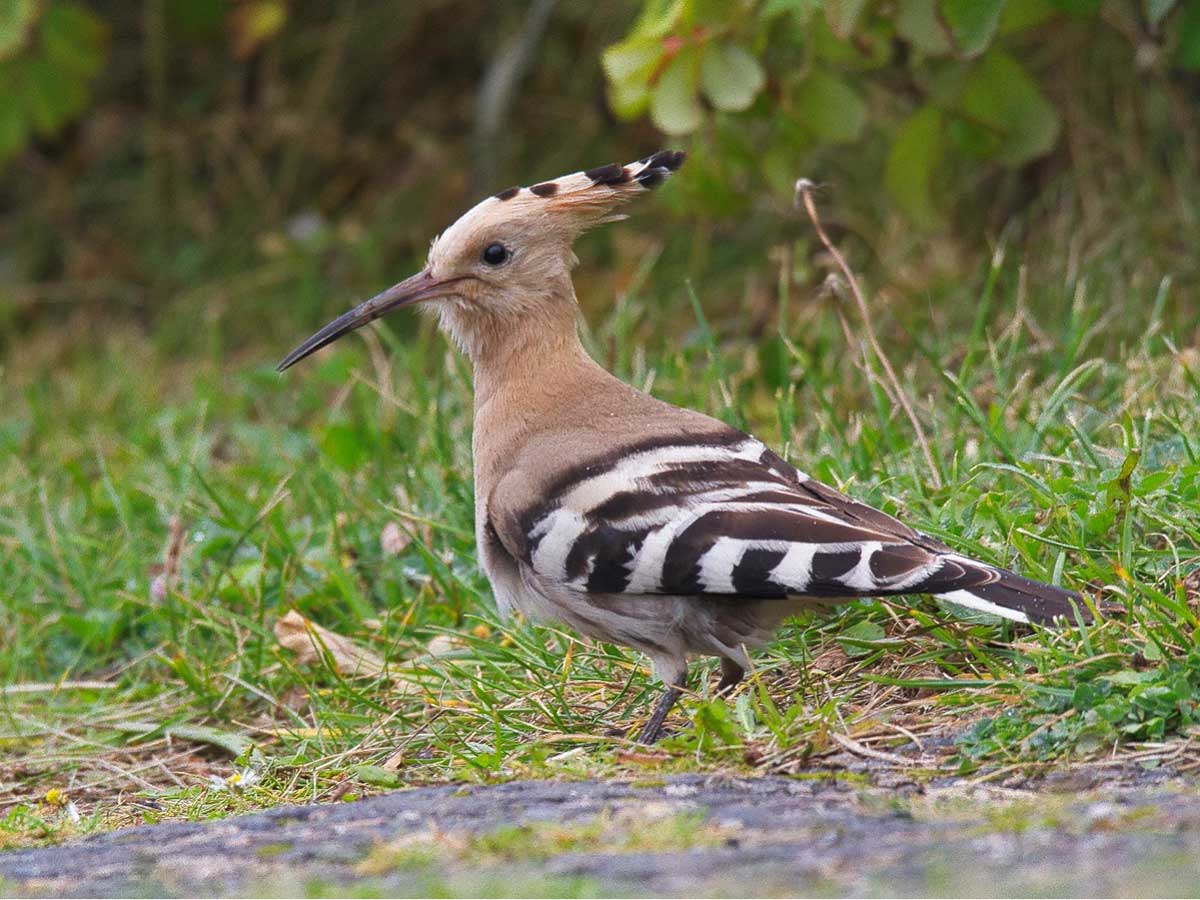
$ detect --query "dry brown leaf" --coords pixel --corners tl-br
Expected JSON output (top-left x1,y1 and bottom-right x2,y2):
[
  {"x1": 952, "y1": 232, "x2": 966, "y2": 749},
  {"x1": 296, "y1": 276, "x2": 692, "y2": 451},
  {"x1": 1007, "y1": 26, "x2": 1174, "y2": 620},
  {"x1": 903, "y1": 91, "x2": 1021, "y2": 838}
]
[
  {"x1": 391, "y1": 485, "x2": 434, "y2": 546},
  {"x1": 616, "y1": 748, "x2": 669, "y2": 764},
  {"x1": 379, "y1": 521, "x2": 411, "y2": 557},
  {"x1": 810, "y1": 646, "x2": 850, "y2": 672},
  {"x1": 380, "y1": 747, "x2": 405, "y2": 771},
  {"x1": 1183, "y1": 566, "x2": 1200, "y2": 606},
  {"x1": 274, "y1": 611, "x2": 468, "y2": 697},
  {"x1": 274, "y1": 610, "x2": 388, "y2": 679},
  {"x1": 424, "y1": 634, "x2": 466, "y2": 657},
  {"x1": 279, "y1": 685, "x2": 310, "y2": 712},
  {"x1": 150, "y1": 516, "x2": 187, "y2": 603}
]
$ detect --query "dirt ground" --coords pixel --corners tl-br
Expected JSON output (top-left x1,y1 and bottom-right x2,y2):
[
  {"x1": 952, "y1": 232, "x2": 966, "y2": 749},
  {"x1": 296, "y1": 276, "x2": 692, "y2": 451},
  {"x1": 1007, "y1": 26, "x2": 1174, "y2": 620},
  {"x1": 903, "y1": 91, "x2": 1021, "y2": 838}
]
[{"x1": 4, "y1": 761, "x2": 1200, "y2": 898}]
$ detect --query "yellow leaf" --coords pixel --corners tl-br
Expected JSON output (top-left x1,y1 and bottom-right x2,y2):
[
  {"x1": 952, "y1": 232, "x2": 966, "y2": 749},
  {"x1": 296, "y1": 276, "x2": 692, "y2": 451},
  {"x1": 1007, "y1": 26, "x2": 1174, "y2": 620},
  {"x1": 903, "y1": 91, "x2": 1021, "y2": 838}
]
[{"x1": 231, "y1": 0, "x2": 286, "y2": 59}]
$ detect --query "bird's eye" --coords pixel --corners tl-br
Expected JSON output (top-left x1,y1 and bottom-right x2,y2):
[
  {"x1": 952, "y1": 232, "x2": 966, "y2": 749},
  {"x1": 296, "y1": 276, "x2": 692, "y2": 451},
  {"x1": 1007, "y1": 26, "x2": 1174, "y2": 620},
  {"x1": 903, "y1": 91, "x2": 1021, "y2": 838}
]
[{"x1": 482, "y1": 243, "x2": 509, "y2": 266}]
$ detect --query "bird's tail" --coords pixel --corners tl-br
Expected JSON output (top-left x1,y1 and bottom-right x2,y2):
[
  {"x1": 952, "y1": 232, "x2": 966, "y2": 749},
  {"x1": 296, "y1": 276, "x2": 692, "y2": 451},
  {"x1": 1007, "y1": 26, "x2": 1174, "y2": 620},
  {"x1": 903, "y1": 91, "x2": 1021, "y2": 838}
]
[{"x1": 927, "y1": 555, "x2": 1088, "y2": 625}]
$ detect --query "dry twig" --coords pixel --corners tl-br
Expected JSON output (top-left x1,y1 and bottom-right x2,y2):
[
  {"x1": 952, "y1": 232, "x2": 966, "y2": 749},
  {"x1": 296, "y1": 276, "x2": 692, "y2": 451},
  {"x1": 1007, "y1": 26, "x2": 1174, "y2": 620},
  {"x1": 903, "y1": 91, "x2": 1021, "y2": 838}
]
[
  {"x1": 794, "y1": 180, "x2": 943, "y2": 489},
  {"x1": 829, "y1": 732, "x2": 924, "y2": 768}
]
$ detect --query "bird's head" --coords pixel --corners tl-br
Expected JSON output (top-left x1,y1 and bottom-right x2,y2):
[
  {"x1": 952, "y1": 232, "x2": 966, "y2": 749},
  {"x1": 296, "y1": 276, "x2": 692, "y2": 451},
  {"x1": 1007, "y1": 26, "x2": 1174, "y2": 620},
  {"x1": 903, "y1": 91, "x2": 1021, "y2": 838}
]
[{"x1": 277, "y1": 151, "x2": 685, "y2": 370}]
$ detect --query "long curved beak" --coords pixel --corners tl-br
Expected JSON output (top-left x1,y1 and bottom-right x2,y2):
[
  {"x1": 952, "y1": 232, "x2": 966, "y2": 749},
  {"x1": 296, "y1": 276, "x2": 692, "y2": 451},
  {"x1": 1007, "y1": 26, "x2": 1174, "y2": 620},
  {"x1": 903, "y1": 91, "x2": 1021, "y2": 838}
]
[{"x1": 277, "y1": 270, "x2": 459, "y2": 372}]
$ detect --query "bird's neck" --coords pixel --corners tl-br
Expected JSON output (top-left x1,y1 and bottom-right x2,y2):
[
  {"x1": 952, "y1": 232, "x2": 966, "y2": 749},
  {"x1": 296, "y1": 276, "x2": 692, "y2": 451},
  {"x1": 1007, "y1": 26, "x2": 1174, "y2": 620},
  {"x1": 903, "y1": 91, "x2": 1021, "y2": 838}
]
[
  {"x1": 466, "y1": 295, "x2": 619, "y2": 507},
  {"x1": 474, "y1": 324, "x2": 599, "y2": 419},
  {"x1": 465, "y1": 299, "x2": 597, "y2": 414}
]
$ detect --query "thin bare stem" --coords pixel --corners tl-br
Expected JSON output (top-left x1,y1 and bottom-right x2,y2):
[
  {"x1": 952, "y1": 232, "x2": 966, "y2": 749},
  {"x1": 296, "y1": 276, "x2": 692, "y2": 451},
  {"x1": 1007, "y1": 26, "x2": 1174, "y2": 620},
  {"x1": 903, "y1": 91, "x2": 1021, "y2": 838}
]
[{"x1": 794, "y1": 180, "x2": 943, "y2": 490}]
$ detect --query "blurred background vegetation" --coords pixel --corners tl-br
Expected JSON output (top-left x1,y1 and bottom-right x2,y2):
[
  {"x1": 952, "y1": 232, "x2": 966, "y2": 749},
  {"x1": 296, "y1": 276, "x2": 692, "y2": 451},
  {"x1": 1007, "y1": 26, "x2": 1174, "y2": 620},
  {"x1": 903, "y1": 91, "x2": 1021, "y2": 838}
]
[{"x1": 2, "y1": 0, "x2": 1198, "y2": 363}]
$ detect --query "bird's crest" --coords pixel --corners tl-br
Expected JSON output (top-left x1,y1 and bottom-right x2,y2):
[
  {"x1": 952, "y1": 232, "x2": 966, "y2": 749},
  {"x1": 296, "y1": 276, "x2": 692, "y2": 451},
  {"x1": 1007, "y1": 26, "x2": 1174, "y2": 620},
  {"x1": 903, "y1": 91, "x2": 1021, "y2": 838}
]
[
  {"x1": 433, "y1": 151, "x2": 686, "y2": 253},
  {"x1": 493, "y1": 149, "x2": 686, "y2": 207}
]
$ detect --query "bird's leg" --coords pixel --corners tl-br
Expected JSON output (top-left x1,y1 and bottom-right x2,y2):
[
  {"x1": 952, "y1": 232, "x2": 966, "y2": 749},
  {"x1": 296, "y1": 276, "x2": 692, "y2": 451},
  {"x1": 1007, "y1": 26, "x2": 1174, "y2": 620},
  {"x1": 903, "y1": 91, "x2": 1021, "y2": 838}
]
[
  {"x1": 638, "y1": 684, "x2": 683, "y2": 745},
  {"x1": 716, "y1": 658, "x2": 745, "y2": 697}
]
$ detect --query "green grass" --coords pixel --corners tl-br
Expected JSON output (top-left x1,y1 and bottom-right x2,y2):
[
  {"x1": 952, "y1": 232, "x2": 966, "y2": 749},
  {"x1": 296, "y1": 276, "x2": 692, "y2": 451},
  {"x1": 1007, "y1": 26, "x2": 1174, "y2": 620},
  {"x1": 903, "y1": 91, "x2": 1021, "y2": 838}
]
[
  {"x1": 357, "y1": 809, "x2": 721, "y2": 874},
  {"x1": 2, "y1": 226, "x2": 1198, "y2": 848}
]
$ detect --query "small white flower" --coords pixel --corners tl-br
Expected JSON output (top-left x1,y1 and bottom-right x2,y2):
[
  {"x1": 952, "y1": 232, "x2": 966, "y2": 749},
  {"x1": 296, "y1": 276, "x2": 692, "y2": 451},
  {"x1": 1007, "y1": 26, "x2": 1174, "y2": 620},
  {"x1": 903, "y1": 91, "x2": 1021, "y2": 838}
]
[
  {"x1": 229, "y1": 767, "x2": 260, "y2": 789},
  {"x1": 210, "y1": 767, "x2": 261, "y2": 792},
  {"x1": 65, "y1": 801, "x2": 81, "y2": 825}
]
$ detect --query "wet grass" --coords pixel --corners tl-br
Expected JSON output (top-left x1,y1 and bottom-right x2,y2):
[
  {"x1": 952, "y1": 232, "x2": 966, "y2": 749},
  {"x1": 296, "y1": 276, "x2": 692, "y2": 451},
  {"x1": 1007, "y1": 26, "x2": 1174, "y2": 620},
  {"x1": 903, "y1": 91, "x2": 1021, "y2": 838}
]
[{"x1": 1, "y1": 222, "x2": 1199, "y2": 848}]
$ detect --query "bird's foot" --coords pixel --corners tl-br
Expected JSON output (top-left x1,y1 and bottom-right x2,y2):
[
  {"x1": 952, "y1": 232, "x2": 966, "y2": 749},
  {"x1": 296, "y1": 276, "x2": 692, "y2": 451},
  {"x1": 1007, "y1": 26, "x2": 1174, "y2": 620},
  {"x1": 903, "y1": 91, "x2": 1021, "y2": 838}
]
[
  {"x1": 715, "y1": 659, "x2": 745, "y2": 697},
  {"x1": 637, "y1": 685, "x2": 682, "y2": 745}
]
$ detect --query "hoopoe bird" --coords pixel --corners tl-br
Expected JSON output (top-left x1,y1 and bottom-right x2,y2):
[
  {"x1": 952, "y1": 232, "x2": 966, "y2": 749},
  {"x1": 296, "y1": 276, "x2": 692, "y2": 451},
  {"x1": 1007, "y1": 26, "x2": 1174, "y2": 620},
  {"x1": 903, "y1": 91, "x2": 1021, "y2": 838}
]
[{"x1": 279, "y1": 151, "x2": 1086, "y2": 743}]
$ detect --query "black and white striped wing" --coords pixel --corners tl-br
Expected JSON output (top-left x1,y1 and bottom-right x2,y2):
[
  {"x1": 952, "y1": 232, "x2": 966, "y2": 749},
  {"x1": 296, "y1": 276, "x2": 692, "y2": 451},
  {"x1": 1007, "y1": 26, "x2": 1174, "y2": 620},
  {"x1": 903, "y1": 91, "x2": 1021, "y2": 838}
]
[{"x1": 517, "y1": 433, "x2": 1082, "y2": 624}]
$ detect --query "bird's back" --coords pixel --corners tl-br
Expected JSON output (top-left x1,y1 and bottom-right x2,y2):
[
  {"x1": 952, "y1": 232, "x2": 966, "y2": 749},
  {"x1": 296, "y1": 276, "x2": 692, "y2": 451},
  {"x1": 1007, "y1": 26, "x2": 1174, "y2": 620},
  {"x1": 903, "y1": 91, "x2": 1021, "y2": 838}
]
[{"x1": 477, "y1": 352, "x2": 1083, "y2": 630}]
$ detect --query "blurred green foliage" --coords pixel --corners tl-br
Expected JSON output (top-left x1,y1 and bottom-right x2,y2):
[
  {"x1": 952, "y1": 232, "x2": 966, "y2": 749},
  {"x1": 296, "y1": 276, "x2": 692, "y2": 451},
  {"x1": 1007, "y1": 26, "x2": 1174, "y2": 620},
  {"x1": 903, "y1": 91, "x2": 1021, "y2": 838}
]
[
  {"x1": 605, "y1": 0, "x2": 1200, "y2": 223},
  {"x1": 0, "y1": 0, "x2": 1197, "y2": 352},
  {"x1": 0, "y1": 0, "x2": 108, "y2": 159},
  {"x1": 1, "y1": 3, "x2": 657, "y2": 348}
]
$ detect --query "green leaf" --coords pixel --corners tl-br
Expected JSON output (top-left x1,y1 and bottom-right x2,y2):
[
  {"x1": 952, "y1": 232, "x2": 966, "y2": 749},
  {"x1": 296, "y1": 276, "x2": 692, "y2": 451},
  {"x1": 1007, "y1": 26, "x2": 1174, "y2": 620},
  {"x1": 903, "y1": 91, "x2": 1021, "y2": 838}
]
[
  {"x1": 999, "y1": 0, "x2": 1059, "y2": 32},
  {"x1": 1137, "y1": 467, "x2": 1173, "y2": 493},
  {"x1": 628, "y1": 0, "x2": 685, "y2": 40},
  {"x1": 958, "y1": 49, "x2": 1059, "y2": 165},
  {"x1": 794, "y1": 70, "x2": 867, "y2": 143},
  {"x1": 896, "y1": 0, "x2": 953, "y2": 54},
  {"x1": 41, "y1": 1, "x2": 108, "y2": 79},
  {"x1": 1175, "y1": 0, "x2": 1200, "y2": 69},
  {"x1": 824, "y1": 0, "x2": 869, "y2": 37},
  {"x1": 948, "y1": 116, "x2": 1000, "y2": 157},
  {"x1": 837, "y1": 620, "x2": 887, "y2": 657},
  {"x1": 939, "y1": 0, "x2": 1007, "y2": 57},
  {"x1": 1050, "y1": 0, "x2": 1101, "y2": 13},
  {"x1": 603, "y1": 35, "x2": 661, "y2": 118},
  {"x1": 114, "y1": 720, "x2": 254, "y2": 757},
  {"x1": 602, "y1": 35, "x2": 661, "y2": 84},
  {"x1": 691, "y1": 0, "x2": 740, "y2": 27},
  {"x1": 763, "y1": 0, "x2": 822, "y2": 22},
  {"x1": 0, "y1": 0, "x2": 37, "y2": 60},
  {"x1": 351, "y1": 764, "x2": 403, "y2": 788},
  {"x1": 166, "y1": 0, "x2": 226, "y2": 37},
  {"x1": 693, "y1": 698, "x2": 740, "y2": 744},
  {"x1": 699, "y1": 42, "x2": 765, "y2": 112},
  {"x1": 650, "y1": 51, "x2": 703, "y2": 135},
  {"x1": 1106, "y1": 447, "x2": 1141, "y2": 502},
  {"x1": 23, "y1": 56, "x2": 88, "y2": 135},
  {"x1": 1105, "y1": 670, "x2": 1158, "y2": 686},
  {"x1": 0, "y1": 90, "x2": 27, "y2": 161},
  {"x1": 812, "y1": 14, "x2": 893, "y2": 69},
  {"x1": 885, "y1": 104, "x2": 946, "y2": 224},
  {"x1": 609, "y1": 76, "x2": 652, "y2": 119}
]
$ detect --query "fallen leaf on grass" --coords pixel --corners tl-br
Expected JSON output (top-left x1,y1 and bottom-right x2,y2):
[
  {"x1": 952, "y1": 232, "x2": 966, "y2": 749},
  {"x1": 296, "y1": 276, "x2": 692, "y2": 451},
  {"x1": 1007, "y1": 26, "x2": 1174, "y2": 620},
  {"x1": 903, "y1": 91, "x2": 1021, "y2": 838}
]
[
  {"x1": 616, "y1": 748, "x2": 670, "y2": 764},
  {"x1": 112, "y1": 721, "x2": 254, "y2": 758},
  {"x1": 379, "y1": 521, "x2": 411, "y2": 557},
  {"x1": 149, "y1": 516, "x2": 187, "y2": 602},
  {"x1": 350, "y1": 764, "x2": 403, "y2": 788},
  {"x1": 1184, "y1": 566, "x2": 1200, "y2": 606},
  {"x1": 380, "y1": 748, "x2": 405, "y2": 771},
  {"x1": 274, "y1": 609, "x2": 388, "y2": 679},
  {"x1": 274, "y1": 611, "x2": 471, "y2": 696},
  {"x1": 810, "y1": 646, "x2": 850, "y2": 672},
  {"x1": 424, "y1": 634, "x2": 464, "y2": 657}
]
